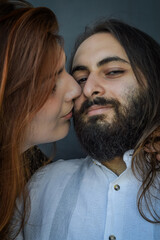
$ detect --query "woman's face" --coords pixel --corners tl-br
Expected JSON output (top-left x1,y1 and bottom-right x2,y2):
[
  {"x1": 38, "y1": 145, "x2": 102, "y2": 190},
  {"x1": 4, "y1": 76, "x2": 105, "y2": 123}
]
[{"x1": 23, "y1": 50, "x2": 81, "y2": 151}]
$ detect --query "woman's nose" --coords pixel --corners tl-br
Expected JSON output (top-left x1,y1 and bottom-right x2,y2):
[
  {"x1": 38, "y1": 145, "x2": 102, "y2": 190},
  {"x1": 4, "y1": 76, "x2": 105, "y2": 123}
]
[{"x1": 64, "y1": 73, "x2": 82, "y2": 102}]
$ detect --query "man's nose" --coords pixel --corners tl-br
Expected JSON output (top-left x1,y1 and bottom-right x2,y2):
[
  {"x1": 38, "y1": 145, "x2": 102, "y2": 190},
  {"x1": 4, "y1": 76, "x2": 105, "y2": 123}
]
[{"x1": 83, "y1": 73, "x2": 105, "y2": 98}]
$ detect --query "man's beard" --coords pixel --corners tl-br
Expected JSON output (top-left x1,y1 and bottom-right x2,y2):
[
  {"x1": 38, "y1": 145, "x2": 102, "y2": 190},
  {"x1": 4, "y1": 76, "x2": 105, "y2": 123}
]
[{"x1": 73, "y1": 91, "x2": 147, "y2": 162}]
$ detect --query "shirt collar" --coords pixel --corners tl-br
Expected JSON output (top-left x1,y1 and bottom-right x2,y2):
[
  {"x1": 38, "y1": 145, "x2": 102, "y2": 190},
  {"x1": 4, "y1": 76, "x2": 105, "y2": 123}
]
[
  {"x1": 123, "y1": 150, "x2": 134, "y2": 168},
  {"x1": 91, "y1": 149, "x2": 134, "y2": 169}
]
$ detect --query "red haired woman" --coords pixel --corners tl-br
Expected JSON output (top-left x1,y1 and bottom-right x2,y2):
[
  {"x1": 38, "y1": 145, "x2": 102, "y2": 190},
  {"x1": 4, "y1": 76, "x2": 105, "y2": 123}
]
[{"x1": 0, "y1": 1, "x2": 81, "y2": 239}]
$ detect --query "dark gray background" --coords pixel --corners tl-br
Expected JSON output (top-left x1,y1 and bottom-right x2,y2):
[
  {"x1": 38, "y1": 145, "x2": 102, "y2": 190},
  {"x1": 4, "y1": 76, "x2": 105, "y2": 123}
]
[{"x1": 29, "y1": 0, "x2": 160, "y2": 160}]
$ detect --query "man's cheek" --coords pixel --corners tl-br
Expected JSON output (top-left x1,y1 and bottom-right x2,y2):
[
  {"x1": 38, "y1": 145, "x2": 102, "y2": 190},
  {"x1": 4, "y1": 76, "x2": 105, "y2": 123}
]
[{"x1": 74, "y1": 98, "x2": 83, "y2": 112}]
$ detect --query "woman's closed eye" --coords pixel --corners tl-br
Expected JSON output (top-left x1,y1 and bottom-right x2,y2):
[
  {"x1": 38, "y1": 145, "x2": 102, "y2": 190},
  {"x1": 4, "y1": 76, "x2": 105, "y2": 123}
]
[{"x1": 52, "y1": 84, "x2": 57, "y2": 93}]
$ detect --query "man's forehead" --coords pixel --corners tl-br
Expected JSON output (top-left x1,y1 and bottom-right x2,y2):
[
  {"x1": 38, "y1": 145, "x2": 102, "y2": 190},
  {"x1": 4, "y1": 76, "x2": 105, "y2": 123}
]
[
  {"x1": 72, "y1": 32, "x2": 129, "y2": 69},
  {"x1": 73, "y1": 33, "x2": 113, "y2": 59}
]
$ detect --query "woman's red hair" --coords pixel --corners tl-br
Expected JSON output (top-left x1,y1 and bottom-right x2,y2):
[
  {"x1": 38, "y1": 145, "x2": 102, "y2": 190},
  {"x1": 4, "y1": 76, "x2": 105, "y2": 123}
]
[{"x1": 0, "y1": 1, "x2": 63, "y2": 239}]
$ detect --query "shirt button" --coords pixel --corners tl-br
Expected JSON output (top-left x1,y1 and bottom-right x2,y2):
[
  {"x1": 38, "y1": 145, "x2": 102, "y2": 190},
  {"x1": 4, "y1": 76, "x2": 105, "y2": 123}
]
[
  {"x1": 114, "y1": 184, "x2": 120, "y2": 191},
  {"x1": 109, "y1": 235, "x2": 116, "y2": 240}
]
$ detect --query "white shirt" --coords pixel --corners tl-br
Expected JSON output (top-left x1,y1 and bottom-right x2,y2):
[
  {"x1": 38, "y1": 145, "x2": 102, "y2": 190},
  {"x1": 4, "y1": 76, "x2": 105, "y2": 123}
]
[{"x1": 15, "y1": 150, "x2": 160, "y2": 240}]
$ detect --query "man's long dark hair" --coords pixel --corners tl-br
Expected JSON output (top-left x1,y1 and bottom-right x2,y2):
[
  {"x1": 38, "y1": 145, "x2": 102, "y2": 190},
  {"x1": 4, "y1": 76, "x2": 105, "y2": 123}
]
[{"x1": 70, "y1": 19, "x2": 160, "y2": 223}]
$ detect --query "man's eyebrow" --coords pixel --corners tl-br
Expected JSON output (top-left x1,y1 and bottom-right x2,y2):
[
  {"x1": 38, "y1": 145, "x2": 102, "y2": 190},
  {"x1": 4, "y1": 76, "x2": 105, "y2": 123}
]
[
  {"x1": 97, "y1": 56, "x2": 130, "y2": 67},
  {"x1": 71, "y1": 65, "x2": 89, "y2": 75},
  {"x1": 71, "y1": 56, "x2": 129, "y2": 75}
]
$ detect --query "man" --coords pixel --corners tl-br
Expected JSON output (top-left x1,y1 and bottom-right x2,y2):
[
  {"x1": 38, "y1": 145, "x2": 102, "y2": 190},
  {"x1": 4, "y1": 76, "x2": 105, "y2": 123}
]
[{"x1": 15, "y1": 19, "x2": 160, "y2": 240}]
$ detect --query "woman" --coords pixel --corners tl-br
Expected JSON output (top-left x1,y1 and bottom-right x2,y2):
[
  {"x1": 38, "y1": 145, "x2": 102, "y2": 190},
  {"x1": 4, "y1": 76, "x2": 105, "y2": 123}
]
[{"x1": 0, "y1": 0, "x2": 81, "y2": 239}]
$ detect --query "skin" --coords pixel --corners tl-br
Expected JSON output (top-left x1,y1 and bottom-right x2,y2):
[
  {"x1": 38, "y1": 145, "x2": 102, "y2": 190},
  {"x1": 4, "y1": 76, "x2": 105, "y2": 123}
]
[
  {"x1": 72, "y1": 32, "x2": 142, "y2": 175},
  {"x1": 23, "y1": 50, "x2": 81, "y2": 151}
]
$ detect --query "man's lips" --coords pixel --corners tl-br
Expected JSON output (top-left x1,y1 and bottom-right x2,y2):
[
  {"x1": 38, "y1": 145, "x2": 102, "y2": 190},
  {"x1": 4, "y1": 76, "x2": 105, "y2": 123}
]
[{"x1": 86, "y1": 104, "x2": 113, "y2": 116}]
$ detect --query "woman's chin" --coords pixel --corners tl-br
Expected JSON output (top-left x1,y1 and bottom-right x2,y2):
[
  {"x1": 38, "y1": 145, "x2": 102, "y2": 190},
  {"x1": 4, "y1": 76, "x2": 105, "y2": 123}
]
[
  {"x1": 23, "y1": 121, "x2": 71, "y2": 151},
  {"x1": 55, "y1": 123, "x2": 70, "y2": 141}
]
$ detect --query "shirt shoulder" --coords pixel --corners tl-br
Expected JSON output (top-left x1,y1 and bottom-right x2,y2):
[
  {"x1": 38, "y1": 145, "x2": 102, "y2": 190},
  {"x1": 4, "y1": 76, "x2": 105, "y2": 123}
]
[{"x1": 28, "y1": 156, "x2": 91, "y2": 192}]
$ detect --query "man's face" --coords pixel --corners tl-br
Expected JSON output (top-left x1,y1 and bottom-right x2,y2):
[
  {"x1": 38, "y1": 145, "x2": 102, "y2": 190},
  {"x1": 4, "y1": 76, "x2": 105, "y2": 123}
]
[
  {"x1": 71, "y1": 33, "x2": 146, "y2": 161},
  {"x1": 72, "y1": 32, "x2": 140, "y2": 119}
]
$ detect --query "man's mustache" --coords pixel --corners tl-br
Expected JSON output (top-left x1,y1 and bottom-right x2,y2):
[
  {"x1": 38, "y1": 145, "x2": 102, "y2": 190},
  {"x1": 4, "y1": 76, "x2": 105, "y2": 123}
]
[{"x1": 74, "y1": 97, "x2": 120, "y2": 115}]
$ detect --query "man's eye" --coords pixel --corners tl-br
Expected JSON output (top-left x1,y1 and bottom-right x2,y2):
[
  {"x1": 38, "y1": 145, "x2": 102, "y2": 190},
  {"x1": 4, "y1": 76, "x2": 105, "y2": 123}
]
[
  {"x1": 77, "y1": 78, "x2": 87, "y2": 85},
  {"x1": 106, "y1": 70, "x2": 125, "y2": 76}
]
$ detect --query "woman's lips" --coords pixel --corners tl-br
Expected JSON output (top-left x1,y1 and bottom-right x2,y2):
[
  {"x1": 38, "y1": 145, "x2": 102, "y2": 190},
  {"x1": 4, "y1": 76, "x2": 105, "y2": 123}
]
[
  {"x1": 62, "y1": 110, "x2": 73, "y2": 120},
  {"x1": 87, "y1": 105, "x2": 112, "y2": 117}
]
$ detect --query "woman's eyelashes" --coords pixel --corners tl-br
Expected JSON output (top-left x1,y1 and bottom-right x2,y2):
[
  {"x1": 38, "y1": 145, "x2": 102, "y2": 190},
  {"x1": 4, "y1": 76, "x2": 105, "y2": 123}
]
[
  {"x1": 52, "y1": 67, "x2": 64, "y2": 93},
  {"x1": 52, "y1": 84, "x2": 57, "y2": 93}
]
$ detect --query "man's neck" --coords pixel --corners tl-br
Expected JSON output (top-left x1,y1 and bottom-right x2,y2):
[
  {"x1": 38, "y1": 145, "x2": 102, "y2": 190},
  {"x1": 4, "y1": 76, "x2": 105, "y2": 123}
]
[{"x1": 101, "y1": 156, "x2": 126, "y2": 176}]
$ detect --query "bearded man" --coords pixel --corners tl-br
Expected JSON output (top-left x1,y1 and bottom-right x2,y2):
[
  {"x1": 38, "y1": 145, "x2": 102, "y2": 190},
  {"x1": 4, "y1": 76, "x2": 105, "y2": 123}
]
[{"x1": 15, "y1": 19, "x2": 160, "y2": 240}]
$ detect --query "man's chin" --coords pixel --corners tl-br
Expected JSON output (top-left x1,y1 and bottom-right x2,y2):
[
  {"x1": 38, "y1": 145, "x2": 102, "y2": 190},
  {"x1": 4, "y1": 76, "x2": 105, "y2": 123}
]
[{"x1": 81, "y1": 113, "x2": 113, "y2": 126}]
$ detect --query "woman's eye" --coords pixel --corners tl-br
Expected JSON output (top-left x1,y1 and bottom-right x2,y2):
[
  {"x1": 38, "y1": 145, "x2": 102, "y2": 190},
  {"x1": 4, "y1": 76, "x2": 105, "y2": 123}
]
[{"x1": 52, "y1": 84, "x2": 57, "y2": 93}]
